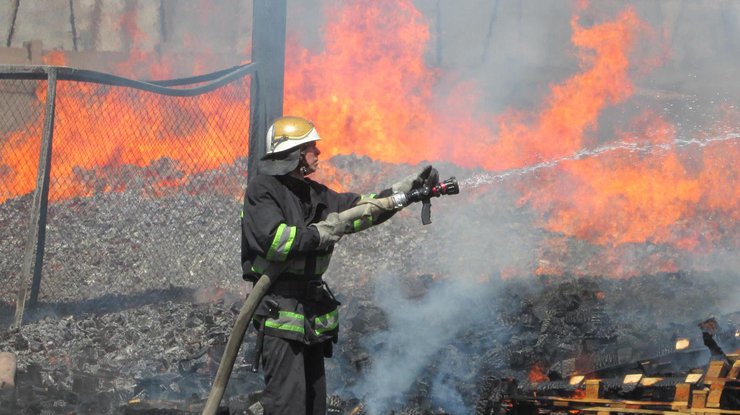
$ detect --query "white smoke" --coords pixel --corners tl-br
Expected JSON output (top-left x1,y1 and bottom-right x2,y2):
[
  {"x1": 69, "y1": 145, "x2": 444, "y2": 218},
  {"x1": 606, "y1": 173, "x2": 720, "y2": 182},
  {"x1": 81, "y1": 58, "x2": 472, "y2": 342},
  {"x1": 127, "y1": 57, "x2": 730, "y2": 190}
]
[
  {"x1": 346, "y1": 185, "x2": 538, "y2": 413},
  {"x1": 351, "y1": 273, "x2": 500, "y2": 414}
]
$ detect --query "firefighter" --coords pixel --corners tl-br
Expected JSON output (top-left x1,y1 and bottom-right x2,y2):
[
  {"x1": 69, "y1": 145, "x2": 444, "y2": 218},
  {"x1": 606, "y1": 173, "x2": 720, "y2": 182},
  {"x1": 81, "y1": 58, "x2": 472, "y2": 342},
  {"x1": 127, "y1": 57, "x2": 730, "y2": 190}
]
[{"x1": 241, "y1": 115, "x2": 435, "y2": 414}]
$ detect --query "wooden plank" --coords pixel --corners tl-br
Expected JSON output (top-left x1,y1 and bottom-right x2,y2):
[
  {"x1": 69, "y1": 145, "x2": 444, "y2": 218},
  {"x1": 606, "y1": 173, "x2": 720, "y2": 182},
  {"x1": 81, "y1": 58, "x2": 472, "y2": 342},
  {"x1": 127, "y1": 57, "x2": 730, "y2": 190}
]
[
  {"x1": 585, "y1": 379, "x2": 602, "y2": 400},
  {"x1": 547, "y1": 396, "x2": 674, "y2": 406},
  {"x1": 706, "y1": 361, "x2": 729, "y2": 379},
  {"x1": 581, "y1": 406, "x2": 740, "y2": 415},
  {"x1": 706, "y1": 381, "x2": 725, "y2": 408},
  {"x1": 579, "y1": 405, "x2": 681, "y2": 414},
  {"x1": 728, "y1": 360, "x2": 740, "y2": 380},
  {"x1": 692, "y1": 389, "x2": 708, "y2": 413},
  {"x1": 673, "y1": 383, "x2": 692, "y2": 410}
]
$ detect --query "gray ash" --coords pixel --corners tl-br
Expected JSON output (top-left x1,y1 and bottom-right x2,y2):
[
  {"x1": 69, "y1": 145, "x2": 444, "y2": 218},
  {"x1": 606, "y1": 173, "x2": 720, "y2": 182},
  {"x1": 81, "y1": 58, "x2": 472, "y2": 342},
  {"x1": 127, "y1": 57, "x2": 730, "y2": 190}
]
[{"x1": 1, "y1": 157, "x2": 739, "y2": 414}]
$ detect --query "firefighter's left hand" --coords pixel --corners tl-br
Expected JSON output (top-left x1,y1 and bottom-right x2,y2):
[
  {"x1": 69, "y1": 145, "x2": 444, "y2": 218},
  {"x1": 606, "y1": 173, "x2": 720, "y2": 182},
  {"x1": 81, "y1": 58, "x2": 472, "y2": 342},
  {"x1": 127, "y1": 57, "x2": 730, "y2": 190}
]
[{"x1": 392, "y1": 165, "x2": 438, "y2": 194}]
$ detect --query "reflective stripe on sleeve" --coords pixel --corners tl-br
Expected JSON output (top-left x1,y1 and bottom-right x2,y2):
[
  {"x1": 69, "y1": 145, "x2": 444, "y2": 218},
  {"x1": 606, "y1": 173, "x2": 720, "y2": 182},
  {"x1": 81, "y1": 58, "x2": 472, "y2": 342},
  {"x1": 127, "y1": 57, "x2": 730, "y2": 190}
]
[
  {"x1": 266, "y1": 223, "x2": 296, "y2": 261},
  {"x1": 350, "y1": 194, "x2": 377, "y2": 233},
  {"x1": 265, "y1": 310, "x2": 305, "y2": 334},
  {"x1": 352, "y1": 216, "x2": 373, "y2": 233}
]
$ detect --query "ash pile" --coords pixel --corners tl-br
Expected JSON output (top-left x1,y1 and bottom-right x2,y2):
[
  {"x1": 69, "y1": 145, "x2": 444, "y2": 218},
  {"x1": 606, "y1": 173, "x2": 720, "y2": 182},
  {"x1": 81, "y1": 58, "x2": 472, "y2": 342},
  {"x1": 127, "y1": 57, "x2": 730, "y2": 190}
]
[{"x1": 1, "y1": 156, "x2": 739, "y2": 414}]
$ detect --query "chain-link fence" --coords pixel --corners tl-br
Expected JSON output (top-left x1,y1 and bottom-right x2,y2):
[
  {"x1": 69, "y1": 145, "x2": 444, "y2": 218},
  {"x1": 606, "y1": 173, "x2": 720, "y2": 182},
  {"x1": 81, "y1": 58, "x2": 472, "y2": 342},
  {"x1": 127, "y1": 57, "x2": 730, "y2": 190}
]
[
  {"x1": 1, "y1": 65, "x2": 256, "y2": 323},
  {"x1": 0, "y1": 78, "x2": 43, "y2": 321}
]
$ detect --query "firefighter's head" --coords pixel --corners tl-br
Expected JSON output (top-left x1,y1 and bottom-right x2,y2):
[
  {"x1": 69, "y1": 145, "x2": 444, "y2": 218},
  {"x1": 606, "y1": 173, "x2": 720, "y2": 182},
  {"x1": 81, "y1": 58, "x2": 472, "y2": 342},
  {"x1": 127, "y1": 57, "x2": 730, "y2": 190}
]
[{"x1": 259, "y1": 116, "x2": 321, "y2": 176}]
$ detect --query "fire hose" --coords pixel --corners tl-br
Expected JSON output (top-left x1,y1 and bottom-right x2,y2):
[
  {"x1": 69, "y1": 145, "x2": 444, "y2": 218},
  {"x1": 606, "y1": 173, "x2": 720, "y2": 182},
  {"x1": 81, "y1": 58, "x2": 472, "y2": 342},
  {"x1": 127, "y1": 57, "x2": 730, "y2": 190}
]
[{"x1": 203, "y1": 177, "x2": 459, "y2": 415}]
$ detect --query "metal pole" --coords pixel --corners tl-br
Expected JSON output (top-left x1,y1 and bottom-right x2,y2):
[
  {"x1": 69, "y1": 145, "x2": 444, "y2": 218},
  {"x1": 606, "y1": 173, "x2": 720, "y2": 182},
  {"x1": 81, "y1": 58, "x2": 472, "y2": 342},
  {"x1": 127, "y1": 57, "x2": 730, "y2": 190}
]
[
  {"x1": 69, "y1": 0, "x2": 79, "y2": 51},
  {"x1": 247, "y1": 0, "x2": 287, "y2": 182},
  {"x1": 6, "y1": 0, "x2": 21, "y2": 47},
  {"x1": 13, "y1": 66, "x2": 57, "y2": 328}
]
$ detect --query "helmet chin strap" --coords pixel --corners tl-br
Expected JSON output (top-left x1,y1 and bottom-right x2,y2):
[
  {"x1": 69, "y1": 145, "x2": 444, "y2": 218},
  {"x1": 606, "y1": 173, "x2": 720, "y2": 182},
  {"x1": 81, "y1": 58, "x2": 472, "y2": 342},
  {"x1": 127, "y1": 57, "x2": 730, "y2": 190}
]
[{"x1": 298, "y1": 152, "x2": 311, "y2": 176}]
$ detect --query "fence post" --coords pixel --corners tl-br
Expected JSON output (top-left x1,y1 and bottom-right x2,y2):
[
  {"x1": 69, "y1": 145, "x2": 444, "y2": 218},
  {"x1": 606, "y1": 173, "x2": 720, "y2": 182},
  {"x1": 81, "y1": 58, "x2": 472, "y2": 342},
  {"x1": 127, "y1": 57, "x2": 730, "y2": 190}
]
[
  {"x1": 247, "y1": 0, "x2": 287, "y2": 182},
  {"x1": 13, "y1": 66, "x2": 57, "y2": 328}
]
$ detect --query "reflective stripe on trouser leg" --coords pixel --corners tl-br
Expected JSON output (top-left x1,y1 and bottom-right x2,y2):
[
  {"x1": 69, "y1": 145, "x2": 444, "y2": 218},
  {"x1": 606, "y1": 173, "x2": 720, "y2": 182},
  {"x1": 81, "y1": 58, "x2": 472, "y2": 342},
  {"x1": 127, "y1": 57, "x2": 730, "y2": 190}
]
[
  {"x1": 264, "y1": 310, "x2": 305, "y2": 335},
  {"x1": 314, "y1": 309, "x2": 339, "y2": 336}
]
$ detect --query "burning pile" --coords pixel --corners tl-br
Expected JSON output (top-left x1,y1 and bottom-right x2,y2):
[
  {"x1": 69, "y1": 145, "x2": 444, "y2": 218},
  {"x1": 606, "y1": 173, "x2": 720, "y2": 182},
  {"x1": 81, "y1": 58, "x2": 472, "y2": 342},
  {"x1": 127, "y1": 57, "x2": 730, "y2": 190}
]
[
  {"x1": 2, "y1": 0, "x2": 740, "y2": 414},
  {"x1": 1, "y1": 157, "x2": 739, "y2": 414},
  {"x1": 2, "y1": 1, "x2": 740, "y2": 279}
]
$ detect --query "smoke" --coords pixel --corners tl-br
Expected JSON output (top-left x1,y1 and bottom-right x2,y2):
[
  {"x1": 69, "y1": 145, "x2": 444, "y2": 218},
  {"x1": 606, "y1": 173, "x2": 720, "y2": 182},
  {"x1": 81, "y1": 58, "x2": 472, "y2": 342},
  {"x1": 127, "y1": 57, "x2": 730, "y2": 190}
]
[
  {"x1": 347, "y1": 186, "x2": 539, "y2": 413},
  {"x1": 350, "y1": 273, "x2": 501, "y2": 414},
  {"x1": 695, "y1": 248, "x2": 740, "y2": 313}
]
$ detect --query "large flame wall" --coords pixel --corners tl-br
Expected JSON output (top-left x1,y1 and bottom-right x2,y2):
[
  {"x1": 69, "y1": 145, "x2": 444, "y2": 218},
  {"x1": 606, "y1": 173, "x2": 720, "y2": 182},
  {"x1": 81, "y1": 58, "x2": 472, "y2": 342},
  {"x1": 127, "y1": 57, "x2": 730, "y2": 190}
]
[
  {"x1": 1, "y1": 0, "x2": 738, "y2": 278},
  {"x1": 283, "y1": 0, "x2": 740, "y2": 278}
]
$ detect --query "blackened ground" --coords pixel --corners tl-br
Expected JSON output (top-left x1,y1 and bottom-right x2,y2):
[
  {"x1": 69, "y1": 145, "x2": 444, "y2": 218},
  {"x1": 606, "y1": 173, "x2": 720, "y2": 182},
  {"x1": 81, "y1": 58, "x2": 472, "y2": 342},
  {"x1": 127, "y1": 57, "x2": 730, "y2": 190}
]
[
  {"x1": 1, "y1": 156, "x2": 739, "y2": 414},
  {"x1": 1, "y1": 272, "x2": 737, "y2": 414}
]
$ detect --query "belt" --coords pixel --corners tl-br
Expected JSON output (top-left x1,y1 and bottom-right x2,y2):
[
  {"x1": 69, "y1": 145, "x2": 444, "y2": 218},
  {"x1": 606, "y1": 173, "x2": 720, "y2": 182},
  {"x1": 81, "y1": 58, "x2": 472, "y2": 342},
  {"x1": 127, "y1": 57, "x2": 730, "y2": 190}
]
[
  {"x1": 270, "y1": 275, "x2": 322, "y2": 298},
  {"x1": 270, "y1": 277, "x2": 338, "y2": 304}
]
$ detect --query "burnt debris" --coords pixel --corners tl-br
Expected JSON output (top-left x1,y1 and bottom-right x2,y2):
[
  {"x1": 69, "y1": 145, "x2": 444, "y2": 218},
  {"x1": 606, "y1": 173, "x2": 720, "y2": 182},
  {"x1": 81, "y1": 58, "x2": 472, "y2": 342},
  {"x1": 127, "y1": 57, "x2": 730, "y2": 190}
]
[{"x1": 0, "y1": 157, "x2": 739, "y2": 414}]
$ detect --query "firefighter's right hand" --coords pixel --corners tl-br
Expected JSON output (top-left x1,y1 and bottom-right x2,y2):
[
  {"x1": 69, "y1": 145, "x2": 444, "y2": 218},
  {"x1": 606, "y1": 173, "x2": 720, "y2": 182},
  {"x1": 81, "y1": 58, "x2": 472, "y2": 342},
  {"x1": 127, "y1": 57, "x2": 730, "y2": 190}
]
[
  {"x1": 311, "y1": 212, "x2": 351, "y2": 249},
  {"x1": 392, "y1": 165, "x2": 438, "y2": 194}
]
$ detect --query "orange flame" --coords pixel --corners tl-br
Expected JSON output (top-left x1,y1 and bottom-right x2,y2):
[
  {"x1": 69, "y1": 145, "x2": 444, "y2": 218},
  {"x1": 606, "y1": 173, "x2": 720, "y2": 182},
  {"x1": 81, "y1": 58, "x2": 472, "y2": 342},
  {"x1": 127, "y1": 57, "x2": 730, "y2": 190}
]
[
  {"x1": 285, "y1": 1, "x2": 641, "y2": 171},
  {"x1": 1, "y1": 1, "x2": 739, "y2": 279},
  {"x1": 487, "y1": 6, "x2": 640, "y2": 171},
  {"x1": 285, "y1": 0, "x2": 450, "y2": 165},
  {"x1": 42, "y1": 50, "x2": 67, "y2": 66},
  {"x1": 283, "y1": 0, "x2": 739, "y2": 277},
  {"x1": 528, "y1": 361, "x2": 549, "y2": 383},
  {"x1": 1, "y1": 77, "x2": 250, "y2": 202},
  {"x1": 571, "y1": 388, "x2": 586, "y2": 399}
]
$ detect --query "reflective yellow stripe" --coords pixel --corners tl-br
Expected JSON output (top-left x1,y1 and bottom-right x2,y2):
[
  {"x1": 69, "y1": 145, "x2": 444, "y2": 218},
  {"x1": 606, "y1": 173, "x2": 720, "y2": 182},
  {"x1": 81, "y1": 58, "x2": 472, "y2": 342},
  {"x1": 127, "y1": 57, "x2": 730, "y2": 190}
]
[
  {"x1": 265, "y1": 321, "x2": 304, "y2": 334},
  {"x1": 250, "y1": 256, "x2": 270, "y2": 274},
  {"x1": 352, "y1": 216, "x2": 373, "y2": 232},
  {"x1": 265, "y1": 310, "x2": 305, "y2": 334},
  {"x1": 314, "y1": 309, "x2": 339, "y2": 335},
  {"x1": 350, "y1": 195, "x2": 376, "y2": 233},
  {"x1": 267, "y1": 224, "x2": 296, "y2": 261},
  {"x1": 279, "y1": 311, "x2": 304, "y2": 320}
]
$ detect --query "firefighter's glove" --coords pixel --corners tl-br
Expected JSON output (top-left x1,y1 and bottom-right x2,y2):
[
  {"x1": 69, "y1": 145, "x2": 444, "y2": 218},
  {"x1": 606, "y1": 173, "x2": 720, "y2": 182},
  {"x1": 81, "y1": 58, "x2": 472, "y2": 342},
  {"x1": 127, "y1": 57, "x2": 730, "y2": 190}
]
[
  {"x1": 391, "y1": 165, "x2": 439, "y2": 194},
  {"x1": 311, "y1": 212, "x2": 352, "y2": 249}
]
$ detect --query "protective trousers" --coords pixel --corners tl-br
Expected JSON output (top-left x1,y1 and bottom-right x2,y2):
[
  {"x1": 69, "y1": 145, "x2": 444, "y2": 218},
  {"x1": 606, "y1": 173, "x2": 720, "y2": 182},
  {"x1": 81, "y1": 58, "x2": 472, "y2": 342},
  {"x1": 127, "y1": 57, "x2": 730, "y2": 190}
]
[{"x1": 260, "y1": 335, "x2": 327, "y2": 414}]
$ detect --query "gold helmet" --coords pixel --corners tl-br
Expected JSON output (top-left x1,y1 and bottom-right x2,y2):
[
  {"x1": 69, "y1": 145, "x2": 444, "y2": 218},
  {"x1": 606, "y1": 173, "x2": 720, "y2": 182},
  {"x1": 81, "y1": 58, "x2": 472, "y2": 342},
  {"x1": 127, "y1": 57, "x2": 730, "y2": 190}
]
[{"x1": 259, "y1": 116, "x2": 321, "y2": 175}]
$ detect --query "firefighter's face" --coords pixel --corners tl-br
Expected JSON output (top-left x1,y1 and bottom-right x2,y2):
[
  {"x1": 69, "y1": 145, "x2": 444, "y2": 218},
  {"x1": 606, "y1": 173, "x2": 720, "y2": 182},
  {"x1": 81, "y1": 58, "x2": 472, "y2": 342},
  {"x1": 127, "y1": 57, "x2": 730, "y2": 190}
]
[{"x1": 301, "y1": 142, "x2": 320, "y2": 175}]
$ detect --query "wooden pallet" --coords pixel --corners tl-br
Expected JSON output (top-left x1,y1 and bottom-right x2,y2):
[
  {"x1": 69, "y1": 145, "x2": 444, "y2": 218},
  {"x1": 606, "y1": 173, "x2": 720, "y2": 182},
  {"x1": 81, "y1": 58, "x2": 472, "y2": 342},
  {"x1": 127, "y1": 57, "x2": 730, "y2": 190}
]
[{"x1": 532, "y1": 357, "x2": 740, "y2": 415}]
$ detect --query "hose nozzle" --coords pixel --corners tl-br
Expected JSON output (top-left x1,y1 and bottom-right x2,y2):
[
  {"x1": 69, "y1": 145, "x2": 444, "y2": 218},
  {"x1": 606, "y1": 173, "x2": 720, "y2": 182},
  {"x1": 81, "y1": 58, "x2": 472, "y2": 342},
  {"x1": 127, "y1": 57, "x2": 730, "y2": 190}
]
[
  {"x1": 404, "y1": 176, "x2": 460, "y2": 205},
  {"x1": 398, "y1": 176, "x2": 461, "y2": 224},
  {"x1": 430, "y1": 177, "x2": 459, "y2": 197}
]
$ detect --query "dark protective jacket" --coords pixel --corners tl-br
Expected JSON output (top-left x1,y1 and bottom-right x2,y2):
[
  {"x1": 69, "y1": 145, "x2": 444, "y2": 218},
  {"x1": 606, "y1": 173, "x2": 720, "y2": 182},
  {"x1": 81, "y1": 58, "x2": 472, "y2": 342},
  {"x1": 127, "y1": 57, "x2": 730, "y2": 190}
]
[{"x1": 241, "y1": 173, "x2": 394, "y2": 344}]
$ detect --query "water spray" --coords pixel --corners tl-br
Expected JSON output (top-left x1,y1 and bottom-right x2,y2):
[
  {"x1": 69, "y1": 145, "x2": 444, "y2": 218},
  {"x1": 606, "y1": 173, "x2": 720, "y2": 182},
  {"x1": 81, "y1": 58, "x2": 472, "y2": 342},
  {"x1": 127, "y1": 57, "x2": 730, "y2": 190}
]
[{"x1": 460, "y1": 132, "x2": 740, "y2": 191}]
